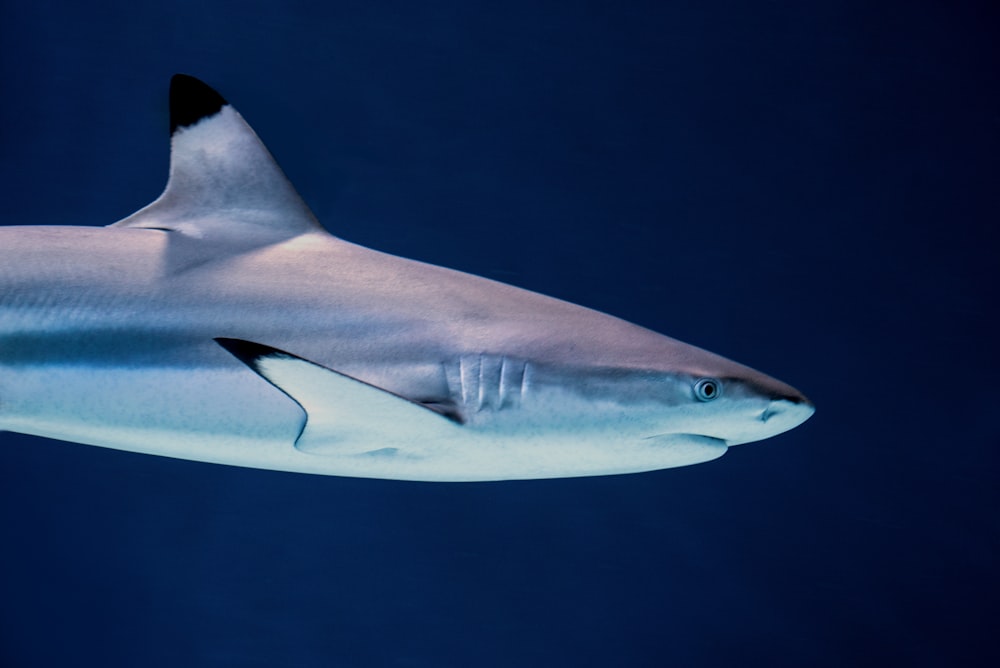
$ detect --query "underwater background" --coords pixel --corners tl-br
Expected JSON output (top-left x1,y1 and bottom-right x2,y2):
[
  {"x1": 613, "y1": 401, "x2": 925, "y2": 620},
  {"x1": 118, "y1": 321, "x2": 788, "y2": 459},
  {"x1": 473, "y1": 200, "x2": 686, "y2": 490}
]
[{"x1": 0, "y1": 1, "x2": 996, "y2": 666}]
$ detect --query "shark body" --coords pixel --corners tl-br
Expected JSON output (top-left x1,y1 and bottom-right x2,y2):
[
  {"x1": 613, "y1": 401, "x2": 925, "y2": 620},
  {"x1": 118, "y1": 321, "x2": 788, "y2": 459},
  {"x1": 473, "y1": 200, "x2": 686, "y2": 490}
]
[{"x1": 0, "y1": 76, "x2": 813, "y2": 481}]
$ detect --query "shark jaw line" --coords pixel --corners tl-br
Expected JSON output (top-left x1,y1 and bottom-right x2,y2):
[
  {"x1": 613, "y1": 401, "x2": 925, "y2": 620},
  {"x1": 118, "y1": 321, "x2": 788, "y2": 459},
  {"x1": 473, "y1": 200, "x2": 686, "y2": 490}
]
[{"x1": 643, "y1": 433, "x2": 730, "y2": 447}]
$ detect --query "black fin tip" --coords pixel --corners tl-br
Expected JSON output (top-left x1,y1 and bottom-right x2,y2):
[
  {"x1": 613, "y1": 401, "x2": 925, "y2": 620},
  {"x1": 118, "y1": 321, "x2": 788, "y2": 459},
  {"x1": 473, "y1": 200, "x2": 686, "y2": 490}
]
[
  {"x1": 215, "y1": 338, "x2": 285, "y2": 369},
  {"x1": 170, "y1": 74, "x2": 228, "y2": 135}
]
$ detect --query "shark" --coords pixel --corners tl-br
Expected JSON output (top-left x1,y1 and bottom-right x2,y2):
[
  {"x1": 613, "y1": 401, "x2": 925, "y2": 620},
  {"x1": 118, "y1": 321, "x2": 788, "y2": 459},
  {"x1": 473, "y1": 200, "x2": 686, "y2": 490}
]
[{"x1": 0, "y1": 75, "x2": 813, "y2": 481}]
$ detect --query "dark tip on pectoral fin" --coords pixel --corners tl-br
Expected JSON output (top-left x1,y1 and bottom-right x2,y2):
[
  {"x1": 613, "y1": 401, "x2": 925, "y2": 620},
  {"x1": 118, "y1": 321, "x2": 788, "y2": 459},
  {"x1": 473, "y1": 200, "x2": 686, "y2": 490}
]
[
  {"x1": 215, "y1": 337, "x2": 284, "y2": 370},
  {"x1": 170, "y1": 74, "x2": 228, "y2": 135}
]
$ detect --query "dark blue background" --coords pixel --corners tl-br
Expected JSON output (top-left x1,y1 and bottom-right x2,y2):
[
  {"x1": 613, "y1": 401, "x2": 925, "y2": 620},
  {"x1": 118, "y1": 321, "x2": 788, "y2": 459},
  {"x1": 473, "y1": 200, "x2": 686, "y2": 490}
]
[{"x1": 1, "y1": 1, "x2": 996, "y2": 666}]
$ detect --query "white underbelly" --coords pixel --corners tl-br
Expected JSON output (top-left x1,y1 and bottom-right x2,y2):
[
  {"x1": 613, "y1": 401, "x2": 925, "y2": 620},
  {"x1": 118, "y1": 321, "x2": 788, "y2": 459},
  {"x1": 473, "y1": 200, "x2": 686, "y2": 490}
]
[{"x1": 0, "y1": 364, "x2": 727, "y2": 481}]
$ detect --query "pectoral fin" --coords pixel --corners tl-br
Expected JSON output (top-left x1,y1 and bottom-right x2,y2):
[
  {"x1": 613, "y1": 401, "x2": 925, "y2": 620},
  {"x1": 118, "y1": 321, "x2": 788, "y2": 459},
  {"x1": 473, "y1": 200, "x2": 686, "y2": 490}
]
[{"x1": 215, "y1": 338, "x2": 459, "y2": 454}]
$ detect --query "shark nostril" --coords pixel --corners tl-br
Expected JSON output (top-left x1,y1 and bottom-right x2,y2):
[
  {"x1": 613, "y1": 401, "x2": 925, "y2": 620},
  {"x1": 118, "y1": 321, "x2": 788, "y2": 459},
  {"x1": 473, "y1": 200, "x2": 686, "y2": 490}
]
[{"x1": 760, "y1": 404, "x2": 781, "y2": 423}]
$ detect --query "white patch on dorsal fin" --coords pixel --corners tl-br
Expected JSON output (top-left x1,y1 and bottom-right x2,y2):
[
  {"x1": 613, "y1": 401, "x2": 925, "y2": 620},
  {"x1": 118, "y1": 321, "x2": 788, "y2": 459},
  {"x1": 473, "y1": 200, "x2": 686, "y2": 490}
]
[
  {"x1": 112, "y1": 75, "x2": 327, "y2": 244},
  {"x1": 214, "y1": 338, "x2": 461, "y2": 455}
]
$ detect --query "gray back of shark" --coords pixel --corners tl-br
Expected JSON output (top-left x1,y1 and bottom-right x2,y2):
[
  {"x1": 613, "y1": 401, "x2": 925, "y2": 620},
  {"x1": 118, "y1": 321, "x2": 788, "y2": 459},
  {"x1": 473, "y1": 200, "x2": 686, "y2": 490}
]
[{"x1": 0, "y1": 75, "x2": 813, "y2": 481}]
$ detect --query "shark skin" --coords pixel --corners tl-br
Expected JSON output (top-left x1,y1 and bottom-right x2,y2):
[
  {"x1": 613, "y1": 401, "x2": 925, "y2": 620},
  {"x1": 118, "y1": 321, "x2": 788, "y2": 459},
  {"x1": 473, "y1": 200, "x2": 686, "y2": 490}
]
[{"x1": 0, "y1": 75, "x2": 814, "y2": 481}]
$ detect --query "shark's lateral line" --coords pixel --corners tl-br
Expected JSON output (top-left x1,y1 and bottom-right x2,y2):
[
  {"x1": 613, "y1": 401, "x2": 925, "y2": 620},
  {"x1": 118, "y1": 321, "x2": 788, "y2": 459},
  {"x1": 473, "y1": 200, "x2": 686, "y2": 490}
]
[{"x1": 0, "y1": 75, "x2": 814, "y2": 481}]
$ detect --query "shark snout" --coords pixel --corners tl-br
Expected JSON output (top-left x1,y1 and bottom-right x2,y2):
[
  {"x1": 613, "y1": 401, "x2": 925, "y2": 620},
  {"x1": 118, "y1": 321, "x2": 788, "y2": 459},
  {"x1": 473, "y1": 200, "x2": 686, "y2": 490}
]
[
  {"x1": 738, "y1": 369, "x2": 813, "y2": 426},
  {"x1": 761, "y1": 391, "x2": 813, "y2": 422},
  {"x1": 753, "y1": 394, "x2": 814, "y2": 440},
  {"x1": 760, "y1": 401, "x2": 798, "y2": 424}
]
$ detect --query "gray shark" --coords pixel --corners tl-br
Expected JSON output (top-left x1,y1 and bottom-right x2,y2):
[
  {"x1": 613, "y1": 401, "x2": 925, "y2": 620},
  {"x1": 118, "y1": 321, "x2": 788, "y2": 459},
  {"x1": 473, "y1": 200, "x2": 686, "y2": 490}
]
[{"x1": 0, "y1": 75, "x2": 813, "y2": 481}]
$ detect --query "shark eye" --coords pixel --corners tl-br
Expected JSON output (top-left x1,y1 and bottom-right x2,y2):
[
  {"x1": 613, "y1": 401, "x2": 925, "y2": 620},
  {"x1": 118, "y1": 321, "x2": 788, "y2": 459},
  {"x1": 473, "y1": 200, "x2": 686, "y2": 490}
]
[{"x1": 693, "y1": 378, "x2": 722, "y2": 402}]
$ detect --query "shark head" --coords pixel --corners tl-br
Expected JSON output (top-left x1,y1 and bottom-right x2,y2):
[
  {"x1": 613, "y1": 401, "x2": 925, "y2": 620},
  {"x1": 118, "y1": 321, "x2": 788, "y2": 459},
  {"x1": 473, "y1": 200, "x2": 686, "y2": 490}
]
[{"x1": 503, "y1": 335, "x2": 814, "y2": 457}]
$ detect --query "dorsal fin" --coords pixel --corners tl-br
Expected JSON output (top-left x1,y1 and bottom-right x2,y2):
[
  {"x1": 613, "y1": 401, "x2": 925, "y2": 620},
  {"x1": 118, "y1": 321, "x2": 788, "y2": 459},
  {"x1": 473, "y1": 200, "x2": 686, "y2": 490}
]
[{"x1": 112, "y1": 75, "x2": 326, "y2": 244}]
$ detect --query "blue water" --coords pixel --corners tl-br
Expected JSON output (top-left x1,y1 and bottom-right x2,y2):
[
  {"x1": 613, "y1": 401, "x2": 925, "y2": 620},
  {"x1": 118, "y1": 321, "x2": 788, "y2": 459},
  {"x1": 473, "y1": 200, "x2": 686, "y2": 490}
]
[{"x1": 0, "y1": 2, "x2": 996, "y2": 666}]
